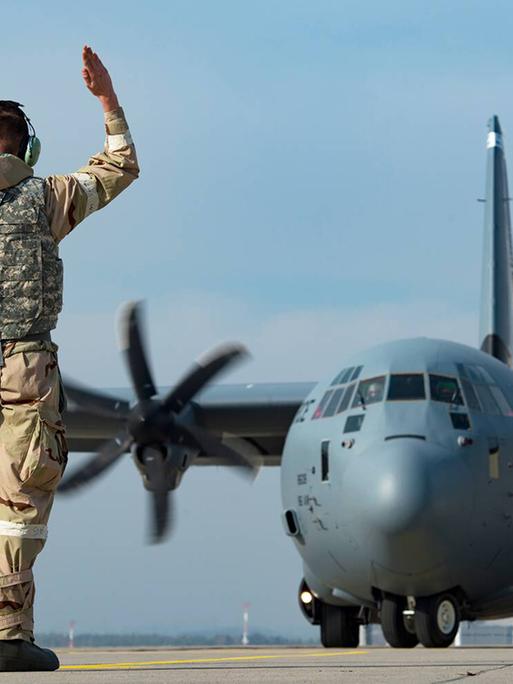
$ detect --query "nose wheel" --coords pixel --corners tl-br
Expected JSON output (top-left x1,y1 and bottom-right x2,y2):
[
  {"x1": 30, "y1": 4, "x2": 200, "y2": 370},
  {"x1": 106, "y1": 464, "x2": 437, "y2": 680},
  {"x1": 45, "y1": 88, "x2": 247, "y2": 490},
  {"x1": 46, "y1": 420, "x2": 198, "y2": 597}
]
[
  {"x1": 415, "y1": 594, "x2": 460, "y2": 648},
  {"x1": 380, "y1": 596, "x2": 418, "y2": 648}
]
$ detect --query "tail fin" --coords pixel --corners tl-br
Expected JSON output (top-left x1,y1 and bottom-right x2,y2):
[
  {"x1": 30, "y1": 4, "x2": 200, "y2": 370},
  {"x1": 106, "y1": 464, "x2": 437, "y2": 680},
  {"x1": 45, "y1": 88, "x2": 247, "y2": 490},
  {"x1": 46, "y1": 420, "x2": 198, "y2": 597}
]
[{"x1": 479, "y1": 115, "x2": 513, "y2": 366}]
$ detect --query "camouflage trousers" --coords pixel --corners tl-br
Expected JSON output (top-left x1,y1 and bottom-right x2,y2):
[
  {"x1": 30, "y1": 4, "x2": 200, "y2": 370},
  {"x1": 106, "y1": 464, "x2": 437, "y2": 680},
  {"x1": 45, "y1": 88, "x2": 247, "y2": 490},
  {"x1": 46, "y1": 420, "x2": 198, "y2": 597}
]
[{"x1": 0, "y1": 340, "x2": 67, "y2": 641}]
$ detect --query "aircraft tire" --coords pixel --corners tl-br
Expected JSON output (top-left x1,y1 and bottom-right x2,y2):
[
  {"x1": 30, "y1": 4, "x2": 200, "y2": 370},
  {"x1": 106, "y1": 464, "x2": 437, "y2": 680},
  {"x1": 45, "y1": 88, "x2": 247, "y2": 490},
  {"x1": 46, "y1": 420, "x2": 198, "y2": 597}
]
[
  {"x1": 320, "y1": 603, "x2": 359, "y2": 648},
  {"x1": 415, "y1": 594, "x2": 460, "y2": 648},
  {"x1": 380, "y1": 596, "x2": 419, "y2": 648}
]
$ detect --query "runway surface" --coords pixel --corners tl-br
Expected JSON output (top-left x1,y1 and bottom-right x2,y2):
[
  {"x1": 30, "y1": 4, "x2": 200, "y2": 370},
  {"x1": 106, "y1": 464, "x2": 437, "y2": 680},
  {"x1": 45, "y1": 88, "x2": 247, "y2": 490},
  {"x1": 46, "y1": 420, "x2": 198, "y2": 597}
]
[{"x1": 3, "y1": 646, "x2": 513, "y2": 682}]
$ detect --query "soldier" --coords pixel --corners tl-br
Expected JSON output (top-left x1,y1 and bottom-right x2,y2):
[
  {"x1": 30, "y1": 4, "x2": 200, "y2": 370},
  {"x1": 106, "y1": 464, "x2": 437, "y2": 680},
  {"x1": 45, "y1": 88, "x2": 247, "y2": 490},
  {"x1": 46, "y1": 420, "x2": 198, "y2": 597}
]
[{"x1": 0, "y1": 45, "x2": 139, "y2": 671}]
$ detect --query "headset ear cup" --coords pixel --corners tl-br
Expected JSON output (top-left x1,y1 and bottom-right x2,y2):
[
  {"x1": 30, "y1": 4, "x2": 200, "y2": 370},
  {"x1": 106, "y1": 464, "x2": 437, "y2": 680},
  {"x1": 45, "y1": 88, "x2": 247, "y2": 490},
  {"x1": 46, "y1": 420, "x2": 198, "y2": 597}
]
[{"x1": 24, "y1": 135, "x2": 41, "y2": 167}]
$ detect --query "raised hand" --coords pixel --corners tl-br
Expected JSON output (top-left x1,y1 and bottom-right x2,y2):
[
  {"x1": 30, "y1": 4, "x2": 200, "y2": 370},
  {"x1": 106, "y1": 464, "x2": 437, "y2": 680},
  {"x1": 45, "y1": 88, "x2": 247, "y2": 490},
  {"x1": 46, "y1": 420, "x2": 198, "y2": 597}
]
[{"x1": 82, "y1": 45, "x2": 119, "y2": 112}]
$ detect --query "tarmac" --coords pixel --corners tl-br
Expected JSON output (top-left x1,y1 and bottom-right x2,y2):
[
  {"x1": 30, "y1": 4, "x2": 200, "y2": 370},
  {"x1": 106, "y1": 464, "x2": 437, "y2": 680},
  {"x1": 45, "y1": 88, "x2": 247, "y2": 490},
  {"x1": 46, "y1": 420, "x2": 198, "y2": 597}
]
[{"x1": 2, "y1": 646, "x2": 513, "y2": 683}]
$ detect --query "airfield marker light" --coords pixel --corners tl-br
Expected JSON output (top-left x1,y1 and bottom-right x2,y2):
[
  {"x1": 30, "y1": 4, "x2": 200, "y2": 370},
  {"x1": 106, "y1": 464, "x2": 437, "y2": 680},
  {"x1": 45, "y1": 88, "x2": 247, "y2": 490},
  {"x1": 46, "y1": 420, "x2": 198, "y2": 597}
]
[
  {"x1": 457, "y1": 436, "x2": 473, "y2": 447},
  {"x1": 68, "y1": 620, "x2": 76, "y2": 649},
  {"x1": 300, "y1": 590, "x2": 313, "y2": 605},
  {"x1": 242, "y1": 602, "x2": 250, "y2": 646}
]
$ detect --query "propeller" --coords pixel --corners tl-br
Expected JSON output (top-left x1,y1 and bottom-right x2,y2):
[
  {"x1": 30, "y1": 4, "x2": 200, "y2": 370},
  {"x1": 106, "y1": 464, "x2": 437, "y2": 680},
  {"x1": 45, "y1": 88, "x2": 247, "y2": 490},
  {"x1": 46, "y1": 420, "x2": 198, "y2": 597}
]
[{"x1": 59, "y1": 301, "x2": 257, "y2": 542}]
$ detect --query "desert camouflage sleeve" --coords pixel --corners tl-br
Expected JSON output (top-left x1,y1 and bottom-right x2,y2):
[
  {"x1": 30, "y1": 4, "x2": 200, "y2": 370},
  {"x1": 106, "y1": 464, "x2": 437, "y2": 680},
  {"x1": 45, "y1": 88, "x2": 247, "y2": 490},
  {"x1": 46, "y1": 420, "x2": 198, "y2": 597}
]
[{"x1": 43, "y1": 107, "x2": 139, "y2": 243}]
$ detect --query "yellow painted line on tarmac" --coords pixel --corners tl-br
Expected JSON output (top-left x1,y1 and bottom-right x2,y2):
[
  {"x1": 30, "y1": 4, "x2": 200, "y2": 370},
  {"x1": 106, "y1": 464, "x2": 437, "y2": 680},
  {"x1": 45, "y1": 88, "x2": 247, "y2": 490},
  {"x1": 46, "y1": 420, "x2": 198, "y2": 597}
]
[{"x1": 60, "y1": 649, "x2": 368, "y2": 671}]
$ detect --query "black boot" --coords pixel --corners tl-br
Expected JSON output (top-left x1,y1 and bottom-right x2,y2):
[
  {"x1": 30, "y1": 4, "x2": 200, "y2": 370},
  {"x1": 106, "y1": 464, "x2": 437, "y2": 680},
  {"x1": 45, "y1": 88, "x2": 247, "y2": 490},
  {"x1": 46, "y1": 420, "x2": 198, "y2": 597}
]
[{"x1": 0, "y1": 639, "x2": 59, "y2": 671}]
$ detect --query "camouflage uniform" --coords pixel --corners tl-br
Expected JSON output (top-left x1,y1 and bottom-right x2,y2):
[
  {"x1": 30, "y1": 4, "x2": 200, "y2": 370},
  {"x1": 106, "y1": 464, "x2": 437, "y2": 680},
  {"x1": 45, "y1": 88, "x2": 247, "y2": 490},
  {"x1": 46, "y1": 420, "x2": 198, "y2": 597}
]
[{"x1": 0, "y1": 108, "x2": 139, "y2": 641}]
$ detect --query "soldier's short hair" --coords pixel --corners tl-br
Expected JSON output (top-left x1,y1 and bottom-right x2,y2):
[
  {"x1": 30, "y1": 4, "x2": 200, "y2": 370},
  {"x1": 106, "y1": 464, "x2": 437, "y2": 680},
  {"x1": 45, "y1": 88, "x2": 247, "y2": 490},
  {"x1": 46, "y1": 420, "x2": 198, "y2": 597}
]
[{"x1": 0, "y1": 102, "x2": 28, "y2": 156}]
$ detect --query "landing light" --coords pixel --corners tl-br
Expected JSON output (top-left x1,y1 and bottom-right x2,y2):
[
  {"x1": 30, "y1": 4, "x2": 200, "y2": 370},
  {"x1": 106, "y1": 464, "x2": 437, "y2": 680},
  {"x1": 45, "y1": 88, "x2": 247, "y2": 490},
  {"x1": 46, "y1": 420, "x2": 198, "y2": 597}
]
[{"x1": 300, "y1": 591, "x2": 313, "y2": 605}]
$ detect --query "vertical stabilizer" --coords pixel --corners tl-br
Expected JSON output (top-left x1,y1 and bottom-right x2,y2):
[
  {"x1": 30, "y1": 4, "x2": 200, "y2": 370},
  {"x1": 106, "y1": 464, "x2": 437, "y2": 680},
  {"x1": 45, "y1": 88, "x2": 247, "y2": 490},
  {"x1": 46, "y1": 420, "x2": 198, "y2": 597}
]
[{"x1": 479, "y1": 115, "x2": 513, "y2": 365}]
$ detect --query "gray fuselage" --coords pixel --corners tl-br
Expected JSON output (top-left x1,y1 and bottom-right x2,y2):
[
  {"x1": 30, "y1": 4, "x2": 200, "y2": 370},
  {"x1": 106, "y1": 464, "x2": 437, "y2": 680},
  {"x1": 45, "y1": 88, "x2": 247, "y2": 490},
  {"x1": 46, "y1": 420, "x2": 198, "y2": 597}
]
[{"x1": 281, "y1": 336, "x2": 513, "y2": 617}]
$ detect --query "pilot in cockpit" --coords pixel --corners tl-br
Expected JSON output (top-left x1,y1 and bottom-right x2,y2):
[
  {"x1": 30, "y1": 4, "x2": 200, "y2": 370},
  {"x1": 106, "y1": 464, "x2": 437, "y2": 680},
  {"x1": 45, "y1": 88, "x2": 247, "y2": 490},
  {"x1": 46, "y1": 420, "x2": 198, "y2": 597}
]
[{"x1": 366, "y1": 382, "x2": 384, "y2": 403}]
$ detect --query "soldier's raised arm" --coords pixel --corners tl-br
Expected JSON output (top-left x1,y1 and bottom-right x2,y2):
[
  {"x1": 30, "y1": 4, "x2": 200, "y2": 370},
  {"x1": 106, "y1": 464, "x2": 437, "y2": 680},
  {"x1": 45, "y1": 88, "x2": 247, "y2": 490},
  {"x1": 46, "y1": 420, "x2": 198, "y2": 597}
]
[{"x1": 44, "y1": 45, "x2": 139, "y2": 242}]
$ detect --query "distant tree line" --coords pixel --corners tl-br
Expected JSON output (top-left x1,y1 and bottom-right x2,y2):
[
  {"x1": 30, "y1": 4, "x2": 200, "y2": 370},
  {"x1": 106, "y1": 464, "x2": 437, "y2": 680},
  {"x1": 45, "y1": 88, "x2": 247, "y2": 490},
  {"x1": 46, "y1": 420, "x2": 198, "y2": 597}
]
[{"x1": 38, "y1": 632, "x2": 318, "y2": 648}]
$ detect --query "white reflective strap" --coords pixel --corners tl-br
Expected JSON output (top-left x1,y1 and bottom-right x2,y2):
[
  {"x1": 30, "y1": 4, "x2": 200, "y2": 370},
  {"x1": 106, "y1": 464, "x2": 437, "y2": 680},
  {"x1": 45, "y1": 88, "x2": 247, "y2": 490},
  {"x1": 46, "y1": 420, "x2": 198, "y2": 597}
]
[
  {"x1": 107, "y1": 131, "x2": 133, "y2": 153},
  {"x1": 0, "y1": 521, "x2": 47, "y2": 540},
  {"x1": 487, "y1": 131, "x2": 503, "y2": 149},
  {"x1": 71, "y1": 172, "x2": 100, "y2": 218}
]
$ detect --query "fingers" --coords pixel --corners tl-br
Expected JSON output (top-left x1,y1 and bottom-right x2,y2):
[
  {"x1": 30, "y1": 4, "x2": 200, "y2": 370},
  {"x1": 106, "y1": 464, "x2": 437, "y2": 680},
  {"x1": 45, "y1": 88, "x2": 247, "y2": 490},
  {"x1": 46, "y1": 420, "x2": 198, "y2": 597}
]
[
  {"x1": 82, "y1": 44, "x2": 105, "y2": 72},
  {"x1": 82, "y1": 44, "x2": 93, "y2": 67},
  {"x1": 82, "y1": 68, "x2": 92, "y2": 87}
]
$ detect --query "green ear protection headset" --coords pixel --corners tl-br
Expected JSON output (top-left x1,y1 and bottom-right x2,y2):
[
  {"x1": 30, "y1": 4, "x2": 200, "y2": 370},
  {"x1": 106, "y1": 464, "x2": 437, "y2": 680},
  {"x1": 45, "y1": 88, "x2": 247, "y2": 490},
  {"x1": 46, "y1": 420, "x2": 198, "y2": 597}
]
[{"x1": 0, "y1": 100, "x2": 41, "y2": 167}]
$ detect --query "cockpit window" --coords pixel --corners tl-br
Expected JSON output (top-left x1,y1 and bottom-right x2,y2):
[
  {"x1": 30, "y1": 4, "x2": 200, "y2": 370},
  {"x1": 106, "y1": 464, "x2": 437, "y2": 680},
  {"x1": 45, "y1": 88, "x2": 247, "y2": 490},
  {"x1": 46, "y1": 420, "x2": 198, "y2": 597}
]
[
  {"x1": 456, "y1": 363, "x2": 513, "y2": 416},
  {"x1": 331, "y1": 370, "x2": 344, "y2": 386},
  {"x1": 337, "y1": 383, "x2": 356, "y2": 413},
  {"x1": 465, "y1": 366, "x2": 484, "y2": 384},
  {"x1": 429, "y1": 375, "x2": 463, "y2": 405},
  {"x1": 388, "y1": 374, "x2": 425, "y2": 401},
  {"x1": 322, "y1": 388, "x2": 345, "y2": 418},
  {"x1": 344, "y1": 414, "x2": 365, "y2": 433},
  {"x1": 350, "y1": 365, "x2": 363, "y2": 381},
  {"x1": 312, "y1": 391, "x2": 333, "y2": 419},
  {"x1": 330, "y1": 366, "x2": 355, "y2": 386},
  {"x1": 352, "y1": 376, "x2": 386, "y2": 408},
  {"x1": 473, "y1": 383, "x2": 501, "y2": 415},
  {"x1": 450, "y1": 412, "x2": 471, "y2": 430},
  {"x1": 459, "y1": 378, "x2": 482, "y2": 412},
  {"x1": 340, "y1": 367, "x2": 354, "y2": 384}
]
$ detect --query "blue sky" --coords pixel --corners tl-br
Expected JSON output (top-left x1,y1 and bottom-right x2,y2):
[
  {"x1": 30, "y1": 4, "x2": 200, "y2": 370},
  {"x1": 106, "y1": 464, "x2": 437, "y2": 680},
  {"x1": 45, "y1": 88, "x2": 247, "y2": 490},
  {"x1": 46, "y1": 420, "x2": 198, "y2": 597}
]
[{"x1": 2, "y1": 0, "x2": 513, "y2": 638}]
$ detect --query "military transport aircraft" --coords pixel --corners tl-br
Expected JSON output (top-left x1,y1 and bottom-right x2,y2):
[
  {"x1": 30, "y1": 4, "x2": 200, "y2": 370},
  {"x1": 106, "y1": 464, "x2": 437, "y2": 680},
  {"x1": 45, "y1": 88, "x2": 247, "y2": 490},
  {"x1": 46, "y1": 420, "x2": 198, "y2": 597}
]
[{"x1": 60, "y1": 115, "x2": 513, "y2": 650}]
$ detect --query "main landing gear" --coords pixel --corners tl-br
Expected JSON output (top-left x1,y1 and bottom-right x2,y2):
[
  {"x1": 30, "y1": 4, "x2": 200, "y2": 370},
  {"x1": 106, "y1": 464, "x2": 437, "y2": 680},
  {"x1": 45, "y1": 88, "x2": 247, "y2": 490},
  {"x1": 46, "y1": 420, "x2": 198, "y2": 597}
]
[
  {"x1": 380, "y1": 593, "x2": 460, "y2": 648},
  {"x1": 320, "y1": 603, "x2": 360, "y2": 648},
  {"x1": 298, "y1": 581, "x2": 360, "y2": 647}
]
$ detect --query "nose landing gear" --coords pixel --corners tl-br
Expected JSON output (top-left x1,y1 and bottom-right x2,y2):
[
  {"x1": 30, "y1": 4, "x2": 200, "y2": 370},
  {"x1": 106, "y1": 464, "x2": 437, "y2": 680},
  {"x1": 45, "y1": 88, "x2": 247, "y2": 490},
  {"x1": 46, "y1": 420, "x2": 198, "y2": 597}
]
[
  {"x1": 415, "y1": 593, "x2": 460, "y2": 648},
  {"x1": 380, "y1": 592, "x2": 460, "y2": 648},
  {"x1": 380, "y1": 596, "x2": 419, "y2": 648}
]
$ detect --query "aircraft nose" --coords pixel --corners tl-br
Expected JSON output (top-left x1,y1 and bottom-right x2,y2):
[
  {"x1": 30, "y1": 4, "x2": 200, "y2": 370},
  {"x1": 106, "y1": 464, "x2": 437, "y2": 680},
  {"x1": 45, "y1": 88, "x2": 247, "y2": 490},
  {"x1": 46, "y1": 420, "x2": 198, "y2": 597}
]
[
  {"x1": 346, "y1": 439, "x2": 443, "y2": 536},
  {"x1": 365, "y1": 443, "x2": 429, "y2": 534}
]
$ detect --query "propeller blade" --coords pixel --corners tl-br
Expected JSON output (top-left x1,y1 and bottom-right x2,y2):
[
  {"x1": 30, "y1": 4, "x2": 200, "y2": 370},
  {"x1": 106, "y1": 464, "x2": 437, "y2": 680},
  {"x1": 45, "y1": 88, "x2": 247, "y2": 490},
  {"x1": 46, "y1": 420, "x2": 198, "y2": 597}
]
[
  {"x1": 181, "y1": 422, "x2": 259, "y2": 479},
  {"x1": 162, "y1": 342, "x2": 249, "y2": 414},
  {"x1": 149, "y1": 489, "x2": 174, "y2": 543},
  {"x1": 59, "y1": 432, "x2": 133, "y2": 493},
  {"x1": 62, "y1": 379, "x2": 130, "y2": 419},
  {"x1": 118, "y1": 301, "x2": 157, "y2": 402}
]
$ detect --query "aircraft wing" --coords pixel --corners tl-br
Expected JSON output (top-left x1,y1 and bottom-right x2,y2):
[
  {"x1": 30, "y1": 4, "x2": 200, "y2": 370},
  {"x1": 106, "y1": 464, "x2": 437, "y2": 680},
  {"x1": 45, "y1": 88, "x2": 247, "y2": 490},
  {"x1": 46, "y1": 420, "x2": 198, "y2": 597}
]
[{"x1": 63, "y1": 381, "x2": 316, "y2": 466}]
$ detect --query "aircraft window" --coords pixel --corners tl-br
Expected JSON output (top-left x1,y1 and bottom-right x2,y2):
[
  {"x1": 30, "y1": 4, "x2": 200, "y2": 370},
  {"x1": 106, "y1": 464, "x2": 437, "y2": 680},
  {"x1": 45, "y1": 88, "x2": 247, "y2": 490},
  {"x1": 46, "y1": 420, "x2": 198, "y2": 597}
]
[
  {"x1": 429, "y1": 375, "x2": 463, "y2": 405},
  {"x1": 459, "y1": 364, "x2": 513, "y2": 416},
  {"x1": 312, "y1": 391, "x2": 333, "y2": 419},
  {"x1": 499, "y1": 383, "x2": 513, "y2": 415},
  {"x1": 466, "y1": 366, "x2": 485, "y2": 384},
  {"x1": 474, "y1": 383, "x2": 501, "y2": 415},
  {"x1": 344, "y1": 414, "x2": 365, "y2": 433},
  {"x1": 476, "y1": 366, "x2": 495, "y2": 384},
  {"x1": 387, "y1": 374, "x2": 425, "y2": 401},
  {"x1": 450, "y1": 413, "x2": 471, "y2": 430},
  {"x1": 489, "y1": 386, "x2": 512, "y2": 415},
  {"x1": 459, "y1": 379, "x2": 482, "y2": 412},
  {"x1": 350, "y1": 365, "x2": 363, "y2": 381},
  {"x1": 337, "y1": 383, "x2": 356, "y2": 413},
  {"x1": 323, "y1": 388, "x2": 345, "y2": 418},
  {"x1": 456, "y1": 363, "x2": 468, "y2": 379},
  {"x1": 339, "y1": 367, "x2": 354, "y2": 384},
  {"x1": 352, "y1": 376, "x2": 386, "y2": 408},
  {"x1": 331, "y1": 369, "x2": 345, "y2": 386}
]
